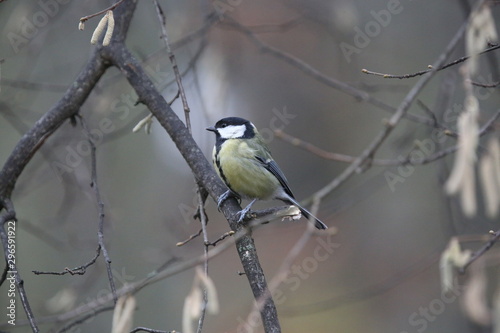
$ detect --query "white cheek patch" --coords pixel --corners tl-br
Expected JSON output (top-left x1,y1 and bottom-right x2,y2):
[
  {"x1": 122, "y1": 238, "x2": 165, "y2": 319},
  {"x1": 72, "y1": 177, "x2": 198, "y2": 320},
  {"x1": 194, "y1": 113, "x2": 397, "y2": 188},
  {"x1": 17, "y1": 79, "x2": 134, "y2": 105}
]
[{"x1": 218, "y1": 124, "x2": 246, "y2": 139}]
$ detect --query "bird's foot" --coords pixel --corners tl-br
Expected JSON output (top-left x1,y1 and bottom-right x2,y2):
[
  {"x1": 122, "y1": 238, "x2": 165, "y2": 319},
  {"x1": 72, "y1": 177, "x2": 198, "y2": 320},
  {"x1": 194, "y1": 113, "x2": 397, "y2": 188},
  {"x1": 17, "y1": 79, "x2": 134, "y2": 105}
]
[
  {"x1": 217, "y1": 190, "x2": 240, "y2": 211},
  {"x1": 236, "y1": 206, "x2": 252, "y2": 223},
  {"x1": 236, "y1": 199, "x2": 257, "y2": 223}
]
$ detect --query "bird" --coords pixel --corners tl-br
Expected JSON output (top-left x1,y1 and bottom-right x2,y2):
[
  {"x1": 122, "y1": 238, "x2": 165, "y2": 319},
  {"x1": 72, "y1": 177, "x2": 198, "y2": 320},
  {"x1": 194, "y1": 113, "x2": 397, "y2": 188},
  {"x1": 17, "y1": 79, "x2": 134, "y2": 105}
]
[{"x1": 206, "y1": 117, "x2": 328, "y2": 230}]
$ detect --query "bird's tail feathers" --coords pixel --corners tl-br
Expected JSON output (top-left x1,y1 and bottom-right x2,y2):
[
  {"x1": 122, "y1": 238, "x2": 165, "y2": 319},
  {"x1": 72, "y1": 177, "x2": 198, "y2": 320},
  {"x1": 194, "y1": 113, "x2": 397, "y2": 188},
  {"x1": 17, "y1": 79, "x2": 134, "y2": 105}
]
[{"x1": 285, "y1": 197, "x2": 328, "y2": 230}]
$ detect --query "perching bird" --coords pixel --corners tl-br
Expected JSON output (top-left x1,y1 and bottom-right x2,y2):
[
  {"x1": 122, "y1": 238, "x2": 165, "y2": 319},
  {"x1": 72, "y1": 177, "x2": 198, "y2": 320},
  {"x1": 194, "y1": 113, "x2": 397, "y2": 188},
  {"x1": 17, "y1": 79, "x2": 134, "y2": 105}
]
[{"x1": 206, "y1": 117, "x2": 328, "y2": 230}]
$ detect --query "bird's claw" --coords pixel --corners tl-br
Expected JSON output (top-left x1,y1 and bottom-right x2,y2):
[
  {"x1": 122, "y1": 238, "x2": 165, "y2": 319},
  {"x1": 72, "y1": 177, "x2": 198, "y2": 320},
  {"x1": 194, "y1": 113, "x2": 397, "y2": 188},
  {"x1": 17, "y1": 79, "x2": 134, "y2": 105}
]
[
  {"x1": 236, "y1": 206, "x2": 251, "y2": 223},
  {"x1": 217, "y1": 191, "x2": 231, "y2": 211},
  {"x1": 236, "y1": 198, "x2": 257, "y2": 223},
  {"x1": 217, "y1": 190, "x2": 240, "y2": 211}
]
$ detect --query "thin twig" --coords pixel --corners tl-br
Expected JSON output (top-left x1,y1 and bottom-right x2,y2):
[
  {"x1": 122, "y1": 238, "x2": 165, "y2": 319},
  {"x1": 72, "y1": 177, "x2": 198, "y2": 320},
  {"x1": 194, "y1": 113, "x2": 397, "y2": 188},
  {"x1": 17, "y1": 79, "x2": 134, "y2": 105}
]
[
  {"x1": 130, "y1": 327, "x2": 168, "y2": 333},
  {"x1": 10, "y1": 220, "x2": 255, "y2": 329},
  {"x1": 79, "y1": 115, "x2": 117, "y2": 304},
  {"x1": 277, "y1": 106, "x2": 499, "y2": 173},
  {"x1": 153, "y1": 0, "x2": 192, "y2": 133},
  {"x1": 55, "y1": 259, "x2": 177, "y2": 333},
  {"x1": 275, "y1": 129, "x2": 395, "y2": 166},
  {"x1": 460, "y1": 231, "x2": 500, "y2": 273},
  {"x1": 0, "y1": 211, "x2": 39, "y2": 332},
  {"x1": 79, "y1": 0, "x2": 126, "y2": 24},
  {"x1": 176, "y1": 229, "x2": 203, "y2": 246},
  {"x1": 196, "y1": 188, "x2": 209, "y2": 333},
  {"x1": 0, "y1": 3, "x2": 119, "y2": 332},
  {"x1": 415, "y1": 100, "x2": 461, "y2": 138},
  {"x1": 10, "y1": 212, "x2": 284, "y2": 330},
  {"x1": 7, "y1": 206, "x2": 286, "y2": 332},
  {"x1": 469, "y1": 80, "x2": 500, "y2": 88},
  {"x1": 32, "y1": 245, "x2": 101, "y2": 275},
  {"x1": 275, "y1": 129, "x2": 459, "y2": 167},
  {"x1": 312, "y1": 15, "x2": 472, "y2": 202},
  {"x1": 153, "y1": 3, "x2": 213, "y2": 331},
  {"x1": 362, "y1": 44, "x2": 500, "y2": 79},
  {"x1": 416, "y1": 100, "x2": 440, "y2": 128},
  {"x1": 207, "y1": 230, "x2": 235, "y2": 246},
  {"x1": 0, "y1": 45, "x2": 109, "y2": 201}
]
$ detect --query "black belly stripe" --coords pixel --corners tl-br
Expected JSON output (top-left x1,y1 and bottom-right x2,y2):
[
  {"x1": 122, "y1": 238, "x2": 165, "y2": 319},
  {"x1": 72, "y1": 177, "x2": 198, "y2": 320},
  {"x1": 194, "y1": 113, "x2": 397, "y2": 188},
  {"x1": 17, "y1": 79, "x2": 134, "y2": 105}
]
[{"x1": 215, "y1": 148, "x2": 235, "y2": 193}]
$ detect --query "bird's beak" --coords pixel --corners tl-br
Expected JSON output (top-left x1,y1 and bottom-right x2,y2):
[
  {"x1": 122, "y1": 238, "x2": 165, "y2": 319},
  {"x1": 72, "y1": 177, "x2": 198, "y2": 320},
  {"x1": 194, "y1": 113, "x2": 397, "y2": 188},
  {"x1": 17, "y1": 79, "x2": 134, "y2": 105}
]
[{"x1": 206, "y1": 126, "x2": 216, "y2": 132}]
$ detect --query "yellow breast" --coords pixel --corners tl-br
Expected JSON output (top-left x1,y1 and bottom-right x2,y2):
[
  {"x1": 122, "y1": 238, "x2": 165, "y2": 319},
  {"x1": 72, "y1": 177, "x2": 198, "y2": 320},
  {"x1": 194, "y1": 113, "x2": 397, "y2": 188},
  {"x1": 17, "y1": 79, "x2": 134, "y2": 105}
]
[{"x1": 214, "y1": 140, "x2": 279, "y2": 200}]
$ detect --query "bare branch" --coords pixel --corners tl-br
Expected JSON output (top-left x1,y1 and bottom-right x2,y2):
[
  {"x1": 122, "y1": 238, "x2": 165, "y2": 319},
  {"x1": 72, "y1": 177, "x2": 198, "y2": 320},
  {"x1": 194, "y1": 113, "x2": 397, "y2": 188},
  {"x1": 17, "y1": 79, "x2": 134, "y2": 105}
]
[
  {"x1": 79, "y1": 0, "x2": 126, "y2": 24},
  {"x1": 469, "y1": 80, "x2": 500, "y2": 88},
  {"x1": 176, "y1": 229, "x2": 203, "y2": 247},
  {"x1": 460, "y1": 230, "x2": 500, "y2": 273},
  {"x1": 0, "y1": 53, "x2": 109, "y2": 200},
  {"x1": 79, "y1": 115, "x2": 117, "y2": 304},
  {"x1": 13, "y1": 221, "x2": 261, "y2": 328},
  {"x1": 207, "y1": 230, "x2": 235, "y2": 247},
  {"x1": 362, "y1": 43, "x2": 500, "y2": 79},
  {"x1": 130, "y1": 327, "x2": 168, "y2": 333},
  {"x1": 196, "y1": 188, "x2": 209, "y2": 333},
  {"x1": 32, "y1": 245, "x2": 101, "y2": 276},
  {"x1": 312, "y1": 16, "x2": 472, "y2": 202},
  {"x1": 153, "y1": 0, "x2": 192, "y2": 133}
]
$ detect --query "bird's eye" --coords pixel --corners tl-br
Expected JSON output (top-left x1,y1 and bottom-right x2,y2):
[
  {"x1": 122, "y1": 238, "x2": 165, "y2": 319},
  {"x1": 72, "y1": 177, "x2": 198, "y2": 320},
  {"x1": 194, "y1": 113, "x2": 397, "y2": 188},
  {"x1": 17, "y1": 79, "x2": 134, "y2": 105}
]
[{"x1": 220, "y1": 123, "x2": 227, "y2": 128}]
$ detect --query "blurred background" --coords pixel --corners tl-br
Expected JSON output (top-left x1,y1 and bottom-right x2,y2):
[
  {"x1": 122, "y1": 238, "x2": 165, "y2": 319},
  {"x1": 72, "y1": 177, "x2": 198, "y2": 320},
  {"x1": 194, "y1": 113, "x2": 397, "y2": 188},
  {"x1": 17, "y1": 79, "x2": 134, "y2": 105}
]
[{"x1": 1, "y1": 0, "x2": 499, "y2": 332}]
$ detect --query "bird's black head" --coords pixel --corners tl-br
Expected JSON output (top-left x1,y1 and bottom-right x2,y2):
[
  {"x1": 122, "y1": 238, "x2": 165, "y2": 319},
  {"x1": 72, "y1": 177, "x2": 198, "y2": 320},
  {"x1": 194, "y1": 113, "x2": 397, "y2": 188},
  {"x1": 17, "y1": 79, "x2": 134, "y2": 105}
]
[{"x1": 206, "y1": 117, "x2": 256, "y2": 139}]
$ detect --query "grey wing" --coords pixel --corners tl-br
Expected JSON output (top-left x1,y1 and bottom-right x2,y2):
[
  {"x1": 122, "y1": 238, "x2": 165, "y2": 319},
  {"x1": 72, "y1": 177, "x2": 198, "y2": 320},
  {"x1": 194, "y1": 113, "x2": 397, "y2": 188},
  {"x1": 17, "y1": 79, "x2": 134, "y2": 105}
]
[{"x1": 255, "y1": 156, "x2": 295, "y2": 199}]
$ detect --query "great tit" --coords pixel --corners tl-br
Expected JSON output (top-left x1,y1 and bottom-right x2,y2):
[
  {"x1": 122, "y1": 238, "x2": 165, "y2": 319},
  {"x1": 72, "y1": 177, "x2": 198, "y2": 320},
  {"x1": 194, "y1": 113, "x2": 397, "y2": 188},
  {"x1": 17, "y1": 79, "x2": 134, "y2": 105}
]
[{"x1": 206, "y1": 117, "x2": 328, "y2": 230}]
